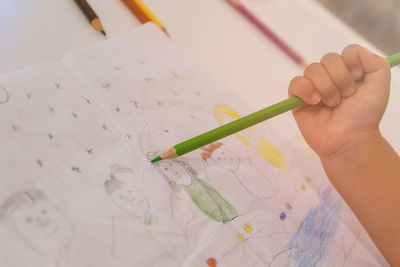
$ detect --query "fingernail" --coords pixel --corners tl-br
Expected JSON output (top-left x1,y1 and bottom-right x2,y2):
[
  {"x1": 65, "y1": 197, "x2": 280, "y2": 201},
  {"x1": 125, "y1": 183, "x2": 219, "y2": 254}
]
[{"x1": 310, "y1": 93, "x2": 321, "y2": 104}]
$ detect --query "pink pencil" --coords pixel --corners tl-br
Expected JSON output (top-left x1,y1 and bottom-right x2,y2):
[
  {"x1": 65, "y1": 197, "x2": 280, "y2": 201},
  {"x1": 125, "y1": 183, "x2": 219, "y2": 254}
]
[{"x1": 226, "y1": 0, "x2": 307, "y2": 67}]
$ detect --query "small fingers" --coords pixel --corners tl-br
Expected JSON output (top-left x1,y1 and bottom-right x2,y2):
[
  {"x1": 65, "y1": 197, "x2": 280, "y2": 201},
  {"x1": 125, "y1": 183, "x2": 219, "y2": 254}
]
[
  {"x1": 341, "y1": 44, "x2": 364, "y2": 81},
  {"x1": 288, "y1": 76, "x2": 321, "y2": 105},
  {"x1": 304, "y1": 63, "x2": 341, "y2": 107},
  {"x1": 320, "y1": 52, "x2": 357, "y2": 97}
]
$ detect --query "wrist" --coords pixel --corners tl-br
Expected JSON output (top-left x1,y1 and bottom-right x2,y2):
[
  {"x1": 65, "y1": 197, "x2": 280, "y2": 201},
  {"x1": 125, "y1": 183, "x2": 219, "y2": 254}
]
[{"x1": 321, "y1": 129, "x2": 384, "y2": 177}]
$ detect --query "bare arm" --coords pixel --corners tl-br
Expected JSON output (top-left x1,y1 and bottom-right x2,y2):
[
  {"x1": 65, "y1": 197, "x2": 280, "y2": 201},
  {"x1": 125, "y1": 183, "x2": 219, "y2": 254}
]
[{"x1": 288, "y1": 45, "x2": 400, "y2": 264}]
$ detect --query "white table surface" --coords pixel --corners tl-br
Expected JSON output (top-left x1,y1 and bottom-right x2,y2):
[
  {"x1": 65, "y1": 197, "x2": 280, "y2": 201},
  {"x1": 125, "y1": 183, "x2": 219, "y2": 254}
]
[{"x1": 0, "y1": 0, "x2": 396, "y2": 265}]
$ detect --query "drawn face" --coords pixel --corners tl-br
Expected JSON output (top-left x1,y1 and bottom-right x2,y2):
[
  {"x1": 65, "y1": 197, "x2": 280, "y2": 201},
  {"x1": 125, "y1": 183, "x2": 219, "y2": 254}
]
[
  {"x1": 12, "y1": 202, "x2": 73, "y2": 254},
  {"x1": 0, "y1": 84, "x2": 9, "y2": 104},
  {"x1": 157, "y1": 161, "x2": 193, "y2": 185},
  {"x1": 109, "y1": 183, "x2": 149, "y2": 218},
  {"x1": 210, "y1": 147, "x2": 239, "y2": 171}
]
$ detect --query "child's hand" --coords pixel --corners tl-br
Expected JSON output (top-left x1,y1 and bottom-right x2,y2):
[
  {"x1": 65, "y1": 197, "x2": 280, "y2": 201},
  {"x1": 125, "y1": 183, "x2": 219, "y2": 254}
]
[{"x1": 289, "y1": 45, "x2": 391, "y2": 159}]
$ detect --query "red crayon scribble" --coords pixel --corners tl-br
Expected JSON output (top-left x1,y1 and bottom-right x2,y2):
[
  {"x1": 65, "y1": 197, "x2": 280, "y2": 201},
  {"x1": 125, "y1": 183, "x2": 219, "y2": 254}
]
[
  {"x1": 201, "y1": 142, "x2": 223, "y2": 160},
  {"x1": 207, "y1": 257, "x2": 217, "y2": 267}
]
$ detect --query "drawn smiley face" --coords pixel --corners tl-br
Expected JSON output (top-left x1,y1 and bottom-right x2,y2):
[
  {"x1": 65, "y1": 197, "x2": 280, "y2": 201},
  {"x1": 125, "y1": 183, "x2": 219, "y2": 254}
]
[
  {"x1": 158, "y1": 161, "x2": 187, "y2": 181},
  {"x1": 109, "y1": 183, "x2": 149, "y2": 218},
  {"x1": 210, "y1": 147, "x2": 240, "y2": 171},
  {"x1": 12, "y1": 202, "x2": 73, "y2": 253}
]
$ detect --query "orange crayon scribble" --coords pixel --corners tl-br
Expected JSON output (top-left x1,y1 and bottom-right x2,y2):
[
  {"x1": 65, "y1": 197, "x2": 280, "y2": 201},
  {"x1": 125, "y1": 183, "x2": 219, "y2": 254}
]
[
  {"x1": 207, "y1": 257, "x2": 217, "y2": 267},
  {"x1": 201, "y1": 142, "x2": 223, "y2": 160}
]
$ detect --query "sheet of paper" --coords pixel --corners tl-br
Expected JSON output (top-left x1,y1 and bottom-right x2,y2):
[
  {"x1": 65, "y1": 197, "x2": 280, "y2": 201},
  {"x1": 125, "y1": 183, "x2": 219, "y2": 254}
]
[
  {"x1": 0, "y1": 23, "x2": 367, "y2": 267},
  {"x1": 61, "y1": 23, "x2": 361, "y2": 266}
]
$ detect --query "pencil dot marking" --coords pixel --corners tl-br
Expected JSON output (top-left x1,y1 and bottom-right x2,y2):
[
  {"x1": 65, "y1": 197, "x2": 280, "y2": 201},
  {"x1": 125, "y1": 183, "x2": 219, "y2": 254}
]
[
  {"x1": 11, "y1": 124, "x2": 17, "y2": 132},
  {"x1": 72, "y1": 113, "x2": 78, "y2": 118},
  {"x1": 84, "y1": 98, "x2": 91, "y2": 104},
  {"x1": 48, "y1": 133, "x2": 53, "y2": 140},
  {"x1": 102, "y1": 82, "x2": 111, "y2": 89},
  {"x1": 86, "y1": 148, "x2": 93, "y2": 155},
  {"x1": 71, "y1": 166, "x2": 81, "y2": 173},
  {"x1": 36, "y1": 159, "x2": 43, "y2": 167},
  {"x1": 48, "y1": 106, "x2": 55, "y2": 113},
  {"x1": 27, "y1": 92, "x2": 32, "y2": 99},
  {"x1": 55, "y1": 83, "x2": 61, "y2": 89},
  {"x1": 102, "y1": 124, "x2": 108, "y2": 131}
]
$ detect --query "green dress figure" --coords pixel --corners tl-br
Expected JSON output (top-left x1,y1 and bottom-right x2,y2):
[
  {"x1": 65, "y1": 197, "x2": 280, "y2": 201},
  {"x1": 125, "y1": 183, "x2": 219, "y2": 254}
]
[{"x1": 155, "y1": 158, "x2": 238, "y2": 223}]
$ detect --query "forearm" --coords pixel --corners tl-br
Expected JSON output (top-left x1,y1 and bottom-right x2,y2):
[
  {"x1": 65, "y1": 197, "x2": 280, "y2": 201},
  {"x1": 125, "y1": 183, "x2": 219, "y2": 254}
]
[{"x1": 321, "y1": 131, "x2": 400, "y2": 265}]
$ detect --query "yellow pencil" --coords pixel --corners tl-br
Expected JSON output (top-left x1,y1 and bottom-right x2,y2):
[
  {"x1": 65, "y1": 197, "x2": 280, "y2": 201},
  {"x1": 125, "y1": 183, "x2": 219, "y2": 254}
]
[{"x1": 121, "y1": 0, "x2": 169, "y2": 36}]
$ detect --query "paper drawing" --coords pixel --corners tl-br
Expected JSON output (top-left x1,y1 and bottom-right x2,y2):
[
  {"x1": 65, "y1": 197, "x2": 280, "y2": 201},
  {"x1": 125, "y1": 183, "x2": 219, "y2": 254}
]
[
  {"x1": 153, "y1": 157, "x2": 238, "y2": 223},
  {"x1": 0, "y1": 83, "x2": 9, "y2": 104},
  {"x1": 214, "y1": 105, "x2": 289, "y2": 171}
]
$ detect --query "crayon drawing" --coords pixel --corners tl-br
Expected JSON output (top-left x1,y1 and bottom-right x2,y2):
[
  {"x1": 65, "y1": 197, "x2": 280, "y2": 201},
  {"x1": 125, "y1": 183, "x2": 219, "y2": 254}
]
[
  {"x1": 152, "y1": 156, "x2": 238, "y2": 223},
  {"x1": 214, "y1": 105, "x2": 289, "y2": 171}
]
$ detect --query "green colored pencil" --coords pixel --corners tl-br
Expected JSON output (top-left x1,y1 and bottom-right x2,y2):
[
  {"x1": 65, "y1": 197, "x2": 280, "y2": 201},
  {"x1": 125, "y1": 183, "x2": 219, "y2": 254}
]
[{"x1": 151, "y1": 52, "x2": 400, "y2": 163}]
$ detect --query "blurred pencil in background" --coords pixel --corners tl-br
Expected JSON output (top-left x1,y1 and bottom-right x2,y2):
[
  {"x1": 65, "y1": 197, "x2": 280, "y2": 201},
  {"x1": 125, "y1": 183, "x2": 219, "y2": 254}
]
[
  {"x1": 121, "y1": 0, "x2": 169, "y2": 37},
  {"x1": 226, "y1": 0, "x2": 306, "y2": 67},
  {"x1": 74, "y1": 0, "x2": 106, "y2": 36}
]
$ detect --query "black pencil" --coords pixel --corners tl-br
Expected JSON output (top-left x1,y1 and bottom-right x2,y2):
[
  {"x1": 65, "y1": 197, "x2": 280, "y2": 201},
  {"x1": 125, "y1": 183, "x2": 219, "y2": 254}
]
[{"x1": 74, "y1": 0, "x2": 107, "y2": 36}]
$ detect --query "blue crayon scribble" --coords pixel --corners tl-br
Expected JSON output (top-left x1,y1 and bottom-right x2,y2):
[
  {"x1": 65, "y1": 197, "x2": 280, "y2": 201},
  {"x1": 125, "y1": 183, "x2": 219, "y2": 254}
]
[
  {"x1": 280, "y1": 212, "x2": 287, "y2": 220},
  {"x1": 286, "y1": 186, "x2": 340, "y2": 267}
]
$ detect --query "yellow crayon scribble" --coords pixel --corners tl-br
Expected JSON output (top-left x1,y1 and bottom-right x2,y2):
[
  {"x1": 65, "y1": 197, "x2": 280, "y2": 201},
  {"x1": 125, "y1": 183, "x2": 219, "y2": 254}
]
[
  {"x1": 214, "y1": 105, "x2": 254, "y2": 147},
  {"x1": 214, "y1": 105, "x2": 289, "y2": 171},
  {"x1": 305, "y1": 177, "x2": 312, "y2": 183},
  {"x1": 244, "y1": 223, "x2": 253, "y2": 233},
  {"x1": 237, "y1": 232, "x2": 245, "y2": 241},
  {"x1": 300, "y1": 184, "x2": 306, "y2": 191},
  {"x1": 256, "y1": 138, "x2": 289, "y2": 171}
]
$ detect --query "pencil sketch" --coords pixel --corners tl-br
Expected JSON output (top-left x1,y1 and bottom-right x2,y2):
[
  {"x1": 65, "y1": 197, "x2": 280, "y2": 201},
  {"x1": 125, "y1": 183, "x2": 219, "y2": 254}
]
[
  {"x1": 0, "y1": 189, "x2": 75, "y2": 255},
  {"x1": 152, "y1": 157, "x2": 238, "y2": 223},
  {"x1": 214, "y1": 105, "x2": 289, "y2": 171},
  {"x1": 104, "y1": 164, "x2": 189, "y2": 265},
  {"x1": 0, "y1": 83, "x2": 9, "y2": 104},
  {"x1": 201, "y1": 142, "x2": 279, "y2": 210},
  {"x1": 104, "y1": 165, "x2": 150, "y2": 220}
]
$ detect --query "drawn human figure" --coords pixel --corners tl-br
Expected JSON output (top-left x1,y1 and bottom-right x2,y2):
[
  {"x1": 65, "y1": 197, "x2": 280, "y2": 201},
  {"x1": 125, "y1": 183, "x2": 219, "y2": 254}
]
[
  {"x1": 105, "y1": 165, "x2": 150, "y2": 222},
  {"x1": 0, "y1": 189, "x2": 74, "y2": 255},
  {"x1": 0, "y1": 188, "x2": 130, "y2": 267},
  {"x1": 201, "y1": 143, "x2": 279, "y2": 213},
  {"x1": 104, "y1": 164, "x2": 190, "y2": 266},
  {"x1": 0, "y1": 83, "x2": 10, "y2": 104},
  {"x1": 153, "y1": 157, "x2": 238, "y2": 223},
  {"x1": 214, "y1": 105, "x2": 289, "y2": 172}
]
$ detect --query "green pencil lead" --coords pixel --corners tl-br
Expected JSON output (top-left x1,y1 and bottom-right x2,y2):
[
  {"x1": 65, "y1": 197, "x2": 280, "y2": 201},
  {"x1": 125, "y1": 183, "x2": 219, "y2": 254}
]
[{"x1": 151, "y1": 156, "x2": 162, "y2": 163}]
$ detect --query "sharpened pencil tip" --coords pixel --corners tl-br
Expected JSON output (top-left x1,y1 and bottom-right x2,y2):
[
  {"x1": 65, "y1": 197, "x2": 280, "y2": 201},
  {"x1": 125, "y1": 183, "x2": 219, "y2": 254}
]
[
  {"x1": 151, "y1": 156, "x2": 162, "y2": 163},
  {"x1": 101, "y1": 30, "x2": 106, "y2": 36}
]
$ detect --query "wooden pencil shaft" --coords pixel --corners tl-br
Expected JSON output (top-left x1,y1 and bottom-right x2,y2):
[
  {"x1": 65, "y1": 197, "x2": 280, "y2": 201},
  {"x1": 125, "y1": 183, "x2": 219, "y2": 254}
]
[
  {"x1": 175, "y1": 97, "x2": 304, "y2": 156},
  {"x1": 121, "y1": 0, "x2": 165, "y2": 28},
  {"x1": 74, "y1": 0, "x2": 99, "y2": 21}
]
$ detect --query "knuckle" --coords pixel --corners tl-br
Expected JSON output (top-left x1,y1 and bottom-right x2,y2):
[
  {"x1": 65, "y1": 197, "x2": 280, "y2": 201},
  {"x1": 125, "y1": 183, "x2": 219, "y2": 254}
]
[
  {"x1": 320, "y1": 52, "x2": 340, "y2": 65},
  {"x1": 303, "y1": 62, "x2": 321, "y2": 76},
  {"x1": 342, "y1": 44, "x2": 361, "y2": 55}
]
